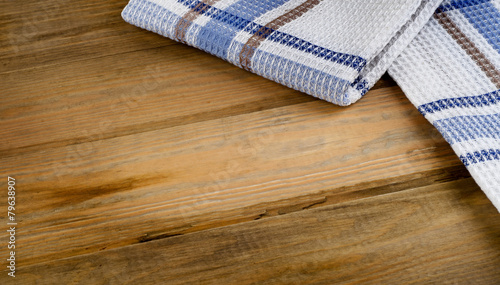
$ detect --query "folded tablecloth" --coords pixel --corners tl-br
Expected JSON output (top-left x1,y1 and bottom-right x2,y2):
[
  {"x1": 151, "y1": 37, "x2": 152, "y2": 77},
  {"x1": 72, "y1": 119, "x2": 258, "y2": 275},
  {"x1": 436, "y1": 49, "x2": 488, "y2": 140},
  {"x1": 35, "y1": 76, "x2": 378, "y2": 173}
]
[{"x1": 122, "y1": 0, "x2": 500, "y2": 212}]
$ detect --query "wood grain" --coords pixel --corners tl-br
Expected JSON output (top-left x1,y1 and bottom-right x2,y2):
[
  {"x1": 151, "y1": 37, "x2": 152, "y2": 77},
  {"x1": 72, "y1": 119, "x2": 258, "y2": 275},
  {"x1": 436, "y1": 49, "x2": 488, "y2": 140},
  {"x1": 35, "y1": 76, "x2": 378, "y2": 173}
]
[
  {"x1": 1, "y1": 0, "x2": 499, "y2": 283},
  {"x1": 0, "y1": 0, "x2": 176, "y2": 73},
  {"x1": 0, "y1": 84, "x2": 467, "y2": 267},
  {"x1": 14, "y1": 179, "x2": 500, "y2": 285}
]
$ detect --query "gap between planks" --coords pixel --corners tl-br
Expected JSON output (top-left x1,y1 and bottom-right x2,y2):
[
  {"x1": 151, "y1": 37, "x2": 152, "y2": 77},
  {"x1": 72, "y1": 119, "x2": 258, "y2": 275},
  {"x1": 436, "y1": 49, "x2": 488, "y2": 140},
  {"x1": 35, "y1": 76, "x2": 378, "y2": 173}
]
[{"x1": 11, "y1": 178, "x2": 500, "y2": 284}]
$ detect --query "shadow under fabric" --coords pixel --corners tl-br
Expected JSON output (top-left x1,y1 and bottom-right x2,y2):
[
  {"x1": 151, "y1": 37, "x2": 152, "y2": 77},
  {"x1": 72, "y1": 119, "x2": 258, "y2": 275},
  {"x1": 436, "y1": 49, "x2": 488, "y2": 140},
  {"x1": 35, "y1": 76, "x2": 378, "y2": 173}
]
[{"x1": 122, "y1": 0, "x2": 500, "y2": 212}]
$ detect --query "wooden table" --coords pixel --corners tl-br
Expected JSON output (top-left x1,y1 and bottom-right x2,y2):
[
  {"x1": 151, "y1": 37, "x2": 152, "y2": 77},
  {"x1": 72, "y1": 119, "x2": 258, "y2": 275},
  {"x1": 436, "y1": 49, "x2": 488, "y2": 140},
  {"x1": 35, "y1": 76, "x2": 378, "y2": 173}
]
[{"x1": 2, "y1": 1, "x2": 500, "y2": 284}]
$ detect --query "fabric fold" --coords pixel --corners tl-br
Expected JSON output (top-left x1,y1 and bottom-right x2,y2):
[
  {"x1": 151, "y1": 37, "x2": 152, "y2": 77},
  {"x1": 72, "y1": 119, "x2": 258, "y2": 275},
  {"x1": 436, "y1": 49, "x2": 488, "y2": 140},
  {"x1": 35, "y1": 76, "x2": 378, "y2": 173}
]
[
  {"x1": 122, "y1": 0, "x2": 500, "y2": 212},
  {"x1": 121, "y1": 0, "x2": 441, "y2": 105},
  {"x1": 389, "y1": 0, "x2": 500, "y2": 212}
]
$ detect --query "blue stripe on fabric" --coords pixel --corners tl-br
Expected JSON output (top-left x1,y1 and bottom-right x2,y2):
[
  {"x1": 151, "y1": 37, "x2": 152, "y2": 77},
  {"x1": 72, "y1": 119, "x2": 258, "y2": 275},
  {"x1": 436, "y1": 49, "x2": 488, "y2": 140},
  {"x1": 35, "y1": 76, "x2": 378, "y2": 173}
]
[
  {"x1": 350, "y1": 77, "x2": 370, "y2": 97},
  {"x1": 246, "y1": 41, "x2": 352, "y2": 105},
  {"x1": 417, "y1": 89, "x2": 500, "y2": 115},
  {"x1": 437, "y1": 0, "x2": 492, "y2": 12},
  {"x1": 460, "y1": 149, "x2": 500, "y2": 166},
  {"x1": 458, "y1": 1, "x2": 500, "y2": 54},
  {"x1": 433, "y1": 114, "x2": 500, "y2": 144},
  {"x1": 188, "y1": 0, "x2": 289, "y2": 58},
  {"x1": 124, "y1": 0, "x2": 354, "y2": 105},
  {"x1": 177, "y1": 0, "x2": 367, "y2": 71}
]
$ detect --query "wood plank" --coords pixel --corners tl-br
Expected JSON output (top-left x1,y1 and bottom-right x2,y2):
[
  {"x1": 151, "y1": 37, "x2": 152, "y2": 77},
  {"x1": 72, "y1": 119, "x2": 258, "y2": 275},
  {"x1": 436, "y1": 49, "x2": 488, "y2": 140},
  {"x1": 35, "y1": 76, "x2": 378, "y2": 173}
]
[
  {"x1": 0, "y1": 44, "x2": 317, "y2": 157},
  {"x1": 14, "y1": 178, "x2": 500, "y2": 284},
  {"x1": 0, "y1": 80, "x2": 467, "y2": 267},
  {"x1": 0, "y1": 0, "x2": 176, "y2": 73}
]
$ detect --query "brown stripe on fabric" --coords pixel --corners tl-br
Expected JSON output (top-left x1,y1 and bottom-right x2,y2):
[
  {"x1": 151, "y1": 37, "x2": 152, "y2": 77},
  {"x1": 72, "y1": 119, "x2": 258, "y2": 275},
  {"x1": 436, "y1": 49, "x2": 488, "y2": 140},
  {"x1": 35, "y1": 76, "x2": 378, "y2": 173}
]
[
  {"x1": 434, "y1": 10, "x2": 500, "y2": 88},
  {"x1": 174, "y1": 0, "x2": 220, "y2": 43},
  {"x1": 239, "y1": 0, "x2": 321, "y2": 71}
]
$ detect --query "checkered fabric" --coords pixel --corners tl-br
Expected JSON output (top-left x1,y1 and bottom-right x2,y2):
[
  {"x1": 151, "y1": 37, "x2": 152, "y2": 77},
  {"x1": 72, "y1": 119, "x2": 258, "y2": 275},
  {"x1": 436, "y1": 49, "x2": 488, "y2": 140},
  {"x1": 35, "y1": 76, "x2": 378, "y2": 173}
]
[
  {"x1": 122, "y1": 0, "x2": 500, "y2": 212},
  {"x1": 390, "y1": 0, "x2": 500, "y2": 212},
  {"x1": 122, "y1": 0, "x2": 442, "y2": 105}
]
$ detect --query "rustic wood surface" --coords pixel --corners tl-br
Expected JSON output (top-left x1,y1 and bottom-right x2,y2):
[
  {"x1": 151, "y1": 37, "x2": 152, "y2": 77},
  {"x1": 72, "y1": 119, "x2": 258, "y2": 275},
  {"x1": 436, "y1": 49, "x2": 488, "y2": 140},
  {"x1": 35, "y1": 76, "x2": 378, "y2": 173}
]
[{"x1": 1, "y1": 0, "x2": 499, "y2": 284}]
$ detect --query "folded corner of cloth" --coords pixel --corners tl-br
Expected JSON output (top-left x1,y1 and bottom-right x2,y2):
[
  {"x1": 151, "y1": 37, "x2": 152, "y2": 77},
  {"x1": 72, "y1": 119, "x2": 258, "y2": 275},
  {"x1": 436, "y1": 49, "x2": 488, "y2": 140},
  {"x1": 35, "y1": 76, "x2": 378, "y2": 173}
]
[
  {"x1": 121, "y1": 0, "x2": 442, "y2": 105},
  {"x1": 121, "y1": 0, "x2": 500, "y2": 213}
]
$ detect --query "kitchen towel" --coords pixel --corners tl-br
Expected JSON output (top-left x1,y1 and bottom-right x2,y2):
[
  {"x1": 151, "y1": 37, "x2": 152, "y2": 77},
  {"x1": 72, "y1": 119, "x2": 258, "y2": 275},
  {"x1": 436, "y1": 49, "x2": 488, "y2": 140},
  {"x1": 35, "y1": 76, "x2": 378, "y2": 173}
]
[
  {"x1": 121, "y1": 0, "x2": 442, "y2": 105},
  {"x1": 122, "y1": 0, "x2": 500, "y2": 212},
  {"x1": 389, "y1": 0, "x2": 500, "y2": 211}
]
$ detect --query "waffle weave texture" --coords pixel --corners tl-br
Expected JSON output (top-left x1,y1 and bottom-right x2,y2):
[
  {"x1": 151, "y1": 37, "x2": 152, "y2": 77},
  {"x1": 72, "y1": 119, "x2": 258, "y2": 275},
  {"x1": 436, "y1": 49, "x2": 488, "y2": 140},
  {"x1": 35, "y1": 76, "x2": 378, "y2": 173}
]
[
  {"x1": 122, "y1": 0, "x2": 441, "y2": 105},
  {"x1": 390, "y1": 0, "x2": 500, "y2": 212},
  {"x1": 122, "y1": 0, "x2": 500, "y2": 212}
]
